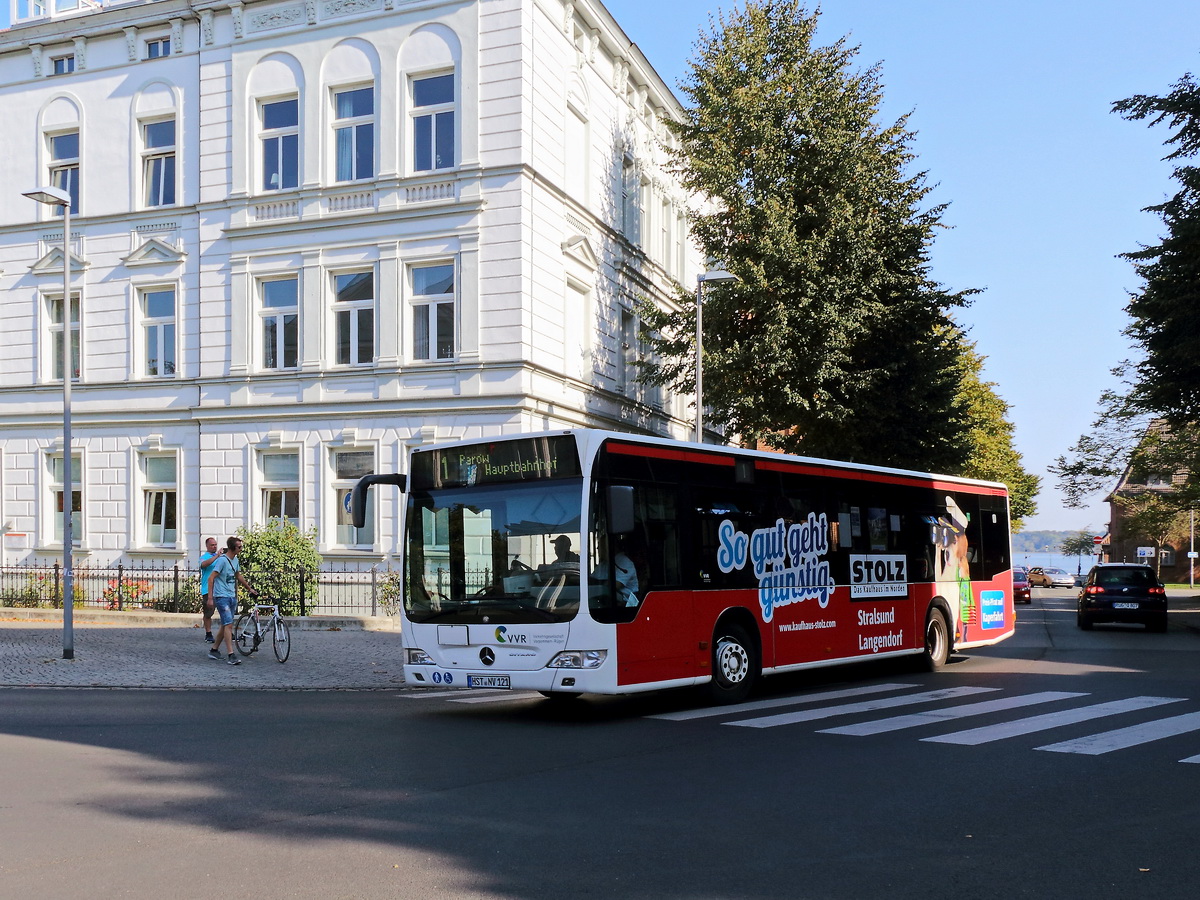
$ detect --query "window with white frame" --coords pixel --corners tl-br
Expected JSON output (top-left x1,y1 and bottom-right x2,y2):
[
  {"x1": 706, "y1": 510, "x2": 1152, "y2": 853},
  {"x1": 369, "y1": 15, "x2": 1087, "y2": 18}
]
[
  {"x1": 620, "y1": 156, "x2": 641, "y2": 245},
  {"x1": 333, "y1": 86, "x2": 374, "y2": 182},
  {"x1": 141, "y1": 287, "x2": 176, "y2": 377},
  {"x1": 261, "y1": 452, "x2": 300, "y2": 526},
  {"x1": 332, "y1": 449, "x2": 375, "y2": 546},
  {"x1": 411, "y1": 73, "x2": 454, "y2": 172},
  {"x1": 49, "y1": 453, "x2": 82, "y2": 544},
  {"x1": 47, "y1": 293, "x2": 80, "y2": 382},
  {"x1": 142, "y1": 118, "x2": 176, "y2": 207},
  {"x1": 142, "y1": 454, "x2": 177, "y2": 545},
  {"x1": 565, "y1": 104, "x2": 588, "y2": 202},
  {"x1": 332, "y1": 270, "x2": 374, "y2": 366},
  {"x1": 660, "y1": 198, "x2": 672, "y2": 270},
  {"x1": 564, "y1": 280, "x2": 590, "y2": 381},
  {"x1": 49, "y1": 130, "x2": 80, "y2": 214},
  {"x1": 261, "y1": 97, "x2": 299, "y2": 192},
  {"x1": 675, "y1": 211, "x2": 687, "y2": 280},
  {"x1": 51, "y1": 54, "x2": 75, "y2": 76},
  {"x1": 618, "y1": 309, "x2": 638, "y2": 397},
  {"x1": 145, "y1": 37, "x2": 170, "y2": 59},
  {"x1": 260, "y1": 277, "x2": 298, "y2": 370},
  {"x1": 410, "y1": 263, "x2": 455, "y2": 361}
]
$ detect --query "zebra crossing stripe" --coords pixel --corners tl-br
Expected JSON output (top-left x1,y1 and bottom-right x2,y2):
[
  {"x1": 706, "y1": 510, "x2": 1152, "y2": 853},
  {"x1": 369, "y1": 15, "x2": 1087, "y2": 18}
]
[
  {"x1": 923, "y1": 696, "x2": 1186, "y2": 746},
  {"x1": 1037, "y1": 710, "x2": 1200, "y2": 755},
  {"x1": 818, "y1": 691, "x2": 1089, "y2": 736},
  {"x1": 725, "y1": 686, "x2": 998, "y2": 729},
  {"x1": 649, "y1": 683, "x2": 918, "y2": 722}
]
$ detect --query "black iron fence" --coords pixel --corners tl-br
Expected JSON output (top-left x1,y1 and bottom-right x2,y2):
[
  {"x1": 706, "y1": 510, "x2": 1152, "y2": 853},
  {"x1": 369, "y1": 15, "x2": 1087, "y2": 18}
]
[{"x1": 0, "y1": 562, "x2": 408, "y2": 617}]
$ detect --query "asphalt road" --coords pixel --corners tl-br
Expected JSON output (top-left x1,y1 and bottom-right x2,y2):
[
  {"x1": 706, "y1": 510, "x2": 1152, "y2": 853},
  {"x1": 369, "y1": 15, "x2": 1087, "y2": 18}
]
[{"x1": 2, "y1": 590, "x2": 1199, "y2": 899}]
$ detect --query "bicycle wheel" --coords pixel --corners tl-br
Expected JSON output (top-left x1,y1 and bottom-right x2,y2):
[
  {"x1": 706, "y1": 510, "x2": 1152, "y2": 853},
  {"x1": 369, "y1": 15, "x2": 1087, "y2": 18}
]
[
  {"x1": 271, "y1": 616, "x2": 291, "y2": 663},
  {"x1": 234, "y1": 613, "x2": 257, "y2": 656}
]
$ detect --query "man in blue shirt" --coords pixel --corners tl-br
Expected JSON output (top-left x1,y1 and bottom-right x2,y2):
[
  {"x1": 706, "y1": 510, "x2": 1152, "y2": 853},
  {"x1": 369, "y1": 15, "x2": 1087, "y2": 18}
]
[
  {"x1": 198, "y1": 536, "x2": 221, "y2": 643},
  {"x1": 206, "y1": 536, "x2": 259, "y2": 665}
]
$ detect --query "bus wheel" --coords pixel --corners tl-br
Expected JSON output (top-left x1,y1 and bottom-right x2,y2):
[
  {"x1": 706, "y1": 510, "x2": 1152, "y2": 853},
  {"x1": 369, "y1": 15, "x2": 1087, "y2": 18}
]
[
  {"x1": 710, "y1": 623, "x2": 758, "y2": 704},
  {"x1": 921, "y1": 607, "x2": 950, "y2": 671}
]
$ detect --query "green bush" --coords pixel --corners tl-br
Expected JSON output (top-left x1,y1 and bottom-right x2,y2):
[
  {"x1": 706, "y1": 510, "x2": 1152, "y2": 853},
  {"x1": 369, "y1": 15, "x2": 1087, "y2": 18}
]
[
  {"x1": 152, "y1": 574, "x2": 202, "y2": 613},
  {"x1": 377, "y1": 569, "x2": 403, "y2": 616},
  {"x1": 236, "y1": 519, "x2": 322, "y2": 616},
  {"x1": 4, "y1": 572, "x2": 54, "y2": 608}
]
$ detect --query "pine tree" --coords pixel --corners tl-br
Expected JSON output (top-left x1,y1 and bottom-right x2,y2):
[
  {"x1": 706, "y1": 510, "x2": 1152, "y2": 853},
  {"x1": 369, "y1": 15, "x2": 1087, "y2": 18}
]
[{"x1": 1115, "y1": 73, "x2": 1200, "y2": 425}]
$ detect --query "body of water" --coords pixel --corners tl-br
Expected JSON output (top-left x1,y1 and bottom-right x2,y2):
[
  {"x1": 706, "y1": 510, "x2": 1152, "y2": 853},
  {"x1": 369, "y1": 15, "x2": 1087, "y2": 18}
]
[{"x1": 1013, "y1": 551, "x2": 1099, "y2": 578}]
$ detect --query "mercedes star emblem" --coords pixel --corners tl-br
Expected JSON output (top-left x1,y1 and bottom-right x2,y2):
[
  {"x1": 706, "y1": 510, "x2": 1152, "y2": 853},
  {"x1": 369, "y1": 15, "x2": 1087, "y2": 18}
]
[{"x1": 480, "y1": 647, "x2": 495, "y2": 666}]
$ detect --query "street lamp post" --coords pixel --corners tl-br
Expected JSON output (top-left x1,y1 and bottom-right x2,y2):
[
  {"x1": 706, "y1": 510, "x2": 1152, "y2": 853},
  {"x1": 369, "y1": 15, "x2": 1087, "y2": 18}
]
[
  {"x1": 23, "y1": 185, "x2": 74, "y2": 660},
  {"x1": 694, "y1": 268, "x2": 739, "y2": 443}
]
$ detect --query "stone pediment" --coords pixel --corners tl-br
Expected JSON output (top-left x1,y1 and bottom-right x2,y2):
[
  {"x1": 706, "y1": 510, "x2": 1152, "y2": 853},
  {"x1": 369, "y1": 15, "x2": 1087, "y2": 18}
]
[
  {"x1": 30, "y1": 246, "x2": 88, "y2": 275},
  {"x1": 561, "y1": 233, "x2": 598, "y2": 269},
  {"x1": 122, "y1": 237, "x2": 186, "y2": 267}
]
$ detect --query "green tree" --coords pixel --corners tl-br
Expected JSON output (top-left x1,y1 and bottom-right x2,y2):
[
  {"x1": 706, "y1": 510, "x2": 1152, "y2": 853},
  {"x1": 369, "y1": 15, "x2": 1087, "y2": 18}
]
[
  {"x1": 1113, "y1": 72, "x2": 1200, "y2": 425},
  {"x1": 1115, "y1": 492, "x2": 1188, "y2": 576},
  {"x1": 236, "y1": 519, "x2": 322, "y2": 616},
  {"x1": 1060, "y1": 530, "x2": 1099, "y2": 578},
  {"x1": 641, "y1": 0, "x2": 974, "y2": 472},
  {"x1": 956, "y1": 341, "x2": 1040, "y2": 528},
  {"x1": 1056, "y1": 71, "x2": 1200, "y2": 507}
]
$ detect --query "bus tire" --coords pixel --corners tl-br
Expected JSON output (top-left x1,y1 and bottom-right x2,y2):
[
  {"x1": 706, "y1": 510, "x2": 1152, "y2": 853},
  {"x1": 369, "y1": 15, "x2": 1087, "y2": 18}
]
[
  {"x1": 921, "y1": 607, "x2": 950, "y2": 671},
  {"x1": 709, "y1": 622, "x2": 758, "y2": 704}
]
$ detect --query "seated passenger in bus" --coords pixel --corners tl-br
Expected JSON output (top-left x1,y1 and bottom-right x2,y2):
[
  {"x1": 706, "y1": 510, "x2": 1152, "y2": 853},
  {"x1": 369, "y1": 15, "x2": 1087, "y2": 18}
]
[{"x1": 592, "y1": 536, "x2": 640, "y2": 606}]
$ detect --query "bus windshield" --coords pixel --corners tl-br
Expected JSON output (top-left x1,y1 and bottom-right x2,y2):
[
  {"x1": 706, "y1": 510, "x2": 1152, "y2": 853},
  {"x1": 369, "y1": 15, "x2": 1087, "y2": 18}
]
[{"x1": 404, "y1": 479, "x2": 584, "y2": 624}]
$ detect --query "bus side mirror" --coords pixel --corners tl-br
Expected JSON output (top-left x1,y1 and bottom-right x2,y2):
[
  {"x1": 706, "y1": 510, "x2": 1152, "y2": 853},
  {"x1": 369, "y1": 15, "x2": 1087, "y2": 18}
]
[
  {"x1": 609, "y1": 485, "x2": 635, "y2": 535},
  {"x1": 351, "y1": 474, "x2": 407, "y2": 528}
]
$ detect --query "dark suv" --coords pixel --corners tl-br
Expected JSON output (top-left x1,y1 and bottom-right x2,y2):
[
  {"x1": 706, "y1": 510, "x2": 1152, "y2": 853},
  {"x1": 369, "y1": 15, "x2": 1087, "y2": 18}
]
[{"x1": 1077, "y1": 563, "x2": 1168, "y2": 632}]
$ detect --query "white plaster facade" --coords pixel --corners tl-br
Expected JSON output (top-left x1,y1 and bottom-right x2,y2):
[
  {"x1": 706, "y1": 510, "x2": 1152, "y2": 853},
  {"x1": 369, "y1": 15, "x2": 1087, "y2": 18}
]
[{"x1": 0, "y1": 0, "x2": 702, "y2": 567}]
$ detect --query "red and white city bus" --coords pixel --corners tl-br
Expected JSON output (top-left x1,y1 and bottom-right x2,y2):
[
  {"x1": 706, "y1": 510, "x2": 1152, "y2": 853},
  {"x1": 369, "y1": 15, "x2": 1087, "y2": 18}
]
[{"x1": 353, "y1": 430, "x2": 1016, "y2": 703}]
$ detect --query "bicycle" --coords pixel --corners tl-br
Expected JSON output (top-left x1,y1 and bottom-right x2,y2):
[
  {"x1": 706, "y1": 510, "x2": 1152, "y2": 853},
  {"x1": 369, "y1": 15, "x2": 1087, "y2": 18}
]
[{"x1": 233, "y1": 602, "x2": 291, "y2": 663}]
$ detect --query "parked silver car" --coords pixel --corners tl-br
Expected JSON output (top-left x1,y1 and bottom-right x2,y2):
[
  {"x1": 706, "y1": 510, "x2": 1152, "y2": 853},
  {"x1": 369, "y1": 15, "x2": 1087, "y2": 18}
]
[{"x1": 1028, "y1": 566, "x2": 1075, "y2": 588}]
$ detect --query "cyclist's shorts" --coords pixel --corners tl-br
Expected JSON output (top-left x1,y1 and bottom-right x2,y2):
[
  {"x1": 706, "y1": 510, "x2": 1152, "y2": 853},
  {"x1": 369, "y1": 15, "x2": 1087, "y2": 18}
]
[{"x1": 213, "y1": 595, "x2": 236, "y2": 626}]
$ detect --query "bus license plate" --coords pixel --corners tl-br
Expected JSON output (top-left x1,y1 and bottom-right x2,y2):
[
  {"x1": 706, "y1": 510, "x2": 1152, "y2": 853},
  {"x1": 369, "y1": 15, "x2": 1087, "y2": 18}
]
[
  {"x1": 1113, "y1": 602, "x2": 1139, "y2": 609},
  {"x1": 468, "y1": 674, "x2": 511, "y2": 689}
]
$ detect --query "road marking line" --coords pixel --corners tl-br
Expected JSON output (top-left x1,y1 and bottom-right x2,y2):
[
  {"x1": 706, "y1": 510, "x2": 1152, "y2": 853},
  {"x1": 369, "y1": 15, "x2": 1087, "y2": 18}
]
[
  {"x1": 923, "y1": 696, "x2": 1186, "y2": 745},
  {"x1": 1037, "y1": 710, "x2": 1200, "y2": 755},
  {"x1": 725, "y1": 686, "x2": 998, "y2": 729},
  {"x1": 650, "y1": 683, "x2": 918, "y2": 722},
  {"x1": 819, "y1": 691, "x2": 1089, "y2": 736}
]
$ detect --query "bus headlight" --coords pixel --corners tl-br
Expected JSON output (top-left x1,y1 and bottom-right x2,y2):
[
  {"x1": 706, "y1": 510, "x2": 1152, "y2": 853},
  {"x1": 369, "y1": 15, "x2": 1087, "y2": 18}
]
[
  {"x1": 406, "y1": 648, "x2": 434, "y2": 665},
  {"x1": 547, "y1": 650, "x2": 607, "y2": 669}
]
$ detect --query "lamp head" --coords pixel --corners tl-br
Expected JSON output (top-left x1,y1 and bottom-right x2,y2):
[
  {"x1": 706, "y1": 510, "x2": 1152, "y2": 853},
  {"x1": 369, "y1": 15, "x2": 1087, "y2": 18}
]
[{"x1": 23, "y1": 186, "x2": 71, "y2": 207}]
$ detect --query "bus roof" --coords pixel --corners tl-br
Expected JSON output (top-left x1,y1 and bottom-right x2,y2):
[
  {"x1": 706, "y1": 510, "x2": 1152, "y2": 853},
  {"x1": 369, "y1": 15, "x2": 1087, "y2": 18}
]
[{"x1": 408, "y1": 429, "x2": 1009, "y2": 494}]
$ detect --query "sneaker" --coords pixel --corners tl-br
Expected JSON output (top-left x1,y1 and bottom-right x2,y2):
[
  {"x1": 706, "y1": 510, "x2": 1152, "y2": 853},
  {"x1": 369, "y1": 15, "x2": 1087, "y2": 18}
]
[
  {"x1": 208, "y1": 648, "x2": 222, "y2": 661},
  {"x1": 204, "y1": 632, "x2": 214, "y2": 643},
  {"x1": 227, "y1": 654, "x2": 241, "y2": 666}
]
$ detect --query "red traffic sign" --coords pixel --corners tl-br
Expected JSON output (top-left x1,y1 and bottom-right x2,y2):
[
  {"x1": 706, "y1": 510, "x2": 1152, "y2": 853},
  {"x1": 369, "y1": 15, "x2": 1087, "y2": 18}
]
[{"x1": 1093, "y1": 535, "x2": 1104, "y2": 545}]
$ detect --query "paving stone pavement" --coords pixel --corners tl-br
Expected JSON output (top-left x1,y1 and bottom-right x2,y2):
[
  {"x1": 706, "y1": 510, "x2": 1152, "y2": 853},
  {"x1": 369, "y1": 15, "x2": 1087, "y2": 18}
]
[{"x1": 0, "y1": 609, "x2": 407, "y2": 690}]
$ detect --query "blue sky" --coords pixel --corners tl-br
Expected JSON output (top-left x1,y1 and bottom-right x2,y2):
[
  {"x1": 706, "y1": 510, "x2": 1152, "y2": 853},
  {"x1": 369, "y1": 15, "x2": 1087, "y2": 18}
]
[
  {"x1": 606, "y1": 0, "x2": 1200, "y2": 534},
  {"x1": 5, "y1": 2, "x2": 1195, "y2": 534}
]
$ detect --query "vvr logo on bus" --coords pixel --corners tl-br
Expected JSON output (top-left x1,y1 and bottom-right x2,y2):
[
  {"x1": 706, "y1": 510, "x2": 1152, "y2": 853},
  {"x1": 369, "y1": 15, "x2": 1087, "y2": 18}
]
[
  {"x1": 716, "y1": 514, "x2": 835, "y2": 622},
  {"x1": 494, "y1": 626, "x2": 528, "y2": 644}
]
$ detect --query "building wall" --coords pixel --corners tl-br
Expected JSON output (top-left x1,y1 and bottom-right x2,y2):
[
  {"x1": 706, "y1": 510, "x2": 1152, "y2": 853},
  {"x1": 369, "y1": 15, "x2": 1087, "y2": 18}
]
[{"x1": 0, "y1": 0, "x2": 702, "y2": 568}]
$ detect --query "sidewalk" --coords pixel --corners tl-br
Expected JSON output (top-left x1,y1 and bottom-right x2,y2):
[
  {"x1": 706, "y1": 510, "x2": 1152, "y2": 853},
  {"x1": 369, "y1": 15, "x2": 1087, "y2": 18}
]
[
  {"x1": 0, "y1": 606, "x2": 407, "y2": 690},
  {"x1": 4, "y1": 594, "x2": 1198, "y2": 690}
]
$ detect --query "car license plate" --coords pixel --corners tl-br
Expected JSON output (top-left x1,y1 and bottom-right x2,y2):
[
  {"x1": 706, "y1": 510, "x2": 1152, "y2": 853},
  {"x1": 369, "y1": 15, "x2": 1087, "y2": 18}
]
[
  {"x1": 467, "y1": 674, "x2": 511, "y2": 689},
  {"x1": 1113, "y1": 602, "x2": 1139, "y2": 609}
]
